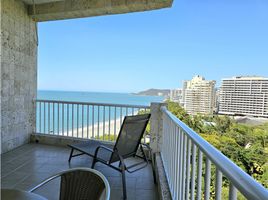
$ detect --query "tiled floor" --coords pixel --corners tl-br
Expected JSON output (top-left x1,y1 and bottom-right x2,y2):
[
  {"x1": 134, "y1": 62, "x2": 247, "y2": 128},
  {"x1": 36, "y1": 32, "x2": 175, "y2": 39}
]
[{"x1": 1, "y1": 143, "x2": 158, "y2": 200}]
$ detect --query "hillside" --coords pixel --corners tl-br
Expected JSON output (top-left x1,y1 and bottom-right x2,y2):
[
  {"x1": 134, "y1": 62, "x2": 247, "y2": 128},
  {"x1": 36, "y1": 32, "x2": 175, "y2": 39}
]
[{"x1": 134, "y1": 89, "x2": 170, "y2": 97}]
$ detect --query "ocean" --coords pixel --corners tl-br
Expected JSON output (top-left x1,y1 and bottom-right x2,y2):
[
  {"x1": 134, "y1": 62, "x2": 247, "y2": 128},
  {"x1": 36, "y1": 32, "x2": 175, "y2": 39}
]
[
  {"x1": 36, "y1": 90, "x2": 164, "y2": 138},
  {"x1": 37, "y1": 90, "x2": 164, "y2": 106}
]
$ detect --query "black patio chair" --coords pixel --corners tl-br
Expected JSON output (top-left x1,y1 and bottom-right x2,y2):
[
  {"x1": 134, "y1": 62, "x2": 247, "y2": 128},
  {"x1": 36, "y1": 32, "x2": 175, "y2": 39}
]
[
  {"x1": 68, "y1": 114, "x2": 156, "y2": 199},
  {"x1": 29, "y1": 167, "x2": 110, "y2": 200}
]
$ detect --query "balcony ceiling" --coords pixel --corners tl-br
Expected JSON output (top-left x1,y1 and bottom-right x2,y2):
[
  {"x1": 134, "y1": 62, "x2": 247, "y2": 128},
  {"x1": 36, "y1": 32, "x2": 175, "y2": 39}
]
[{"x1": 24, "y1": 0, "x2": 173, "y2": 22}]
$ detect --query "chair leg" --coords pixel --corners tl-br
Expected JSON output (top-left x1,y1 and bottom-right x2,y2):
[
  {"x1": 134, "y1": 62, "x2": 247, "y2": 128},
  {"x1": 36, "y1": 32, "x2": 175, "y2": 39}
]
[
  {"x1": 140, "y1": 145, "x2": 148, "y2": 162},
  {"x1": 91, "y1": 157, "x2": 96, "y2": 169},
  {"x1": 68, "y1": 148, "x2": 74, "y2": 162},
  {"x1": 121, "y1": 165, "x2": 127, "y2": 200}
]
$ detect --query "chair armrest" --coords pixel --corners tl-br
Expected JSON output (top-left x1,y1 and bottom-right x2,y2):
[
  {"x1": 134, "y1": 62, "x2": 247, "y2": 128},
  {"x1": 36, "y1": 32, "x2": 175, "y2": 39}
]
[
  {"x1": 139, "y1": 142, "x2": 154, "y2": 163},
  {"x1": 29, "y1": 173, "x2": 61, "y2": 192},
  {"x1": 140, "y1": 142, "x2": 151, "y2": 150},
  {"x1": 94, "y1": 145, "x2": 114, "y2": 160},
  {"x1": 94, "y1": 145, "x2": 125, "y2": 166},
  {"x1": 96, "y1": 145, "x2": 114, "y2": 153}
]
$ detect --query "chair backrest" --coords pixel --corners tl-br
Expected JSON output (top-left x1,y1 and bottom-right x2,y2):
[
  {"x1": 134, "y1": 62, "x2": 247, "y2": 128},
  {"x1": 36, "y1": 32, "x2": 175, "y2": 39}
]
[
  {"x1": 109, "y1": 114, "x2": 151, "y2": 163},
  {"x1": 59, "y1": 168, "x2": 110, "y2": 200}
]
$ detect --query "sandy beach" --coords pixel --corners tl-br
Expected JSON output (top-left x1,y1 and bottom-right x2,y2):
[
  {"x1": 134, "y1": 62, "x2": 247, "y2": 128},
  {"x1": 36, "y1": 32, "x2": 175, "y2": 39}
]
[
  {"x1": 50, "y1": 110, "x2": 143, "y2": 140},
  {"x1": 60, "y1": 118, "x2": 122, "y2": 139}
]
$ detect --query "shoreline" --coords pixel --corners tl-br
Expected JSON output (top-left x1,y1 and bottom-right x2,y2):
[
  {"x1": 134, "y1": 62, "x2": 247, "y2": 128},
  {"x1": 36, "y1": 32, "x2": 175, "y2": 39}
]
[
  {"x1": 45, "y1": 111, "x2": 150, "y2": 143},
  {"x1": 60, "y1": 117, "x2": 122, "y2": 139},
  {"x1": 45, "y1": 110, "x2": 140, "y2": 139}
]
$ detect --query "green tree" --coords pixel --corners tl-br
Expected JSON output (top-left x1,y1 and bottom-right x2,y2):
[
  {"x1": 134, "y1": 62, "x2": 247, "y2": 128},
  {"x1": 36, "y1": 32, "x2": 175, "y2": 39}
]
[{"x1": 165, "y1": 100, "x2": 268, "y2": 188}]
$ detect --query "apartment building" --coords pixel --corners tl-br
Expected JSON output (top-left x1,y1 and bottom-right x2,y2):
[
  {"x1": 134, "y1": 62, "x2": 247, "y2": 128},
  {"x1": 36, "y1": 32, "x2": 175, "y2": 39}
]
[
  {"x1": 170, "y1": 88, "x2": 184, "y2": 105},
  {"x1": 219, "y1": 76, "x2": 268, "y2": 117},
  {"x1": 183, "y1": 75, "x2": 216, "y2": 115}
]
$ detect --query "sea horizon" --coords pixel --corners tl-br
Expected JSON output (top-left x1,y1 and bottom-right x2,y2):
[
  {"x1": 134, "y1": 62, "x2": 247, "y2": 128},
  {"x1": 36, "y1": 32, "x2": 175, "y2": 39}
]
[
  {"x1": 37, "y1": 90, "x2": 164, "y2": 106},
  {"x1": 38, "y1": 89, "x2": 138, "y2": 95},
  {"x1": 36, "y1": 90, "x2": 164, "y2": 138}
]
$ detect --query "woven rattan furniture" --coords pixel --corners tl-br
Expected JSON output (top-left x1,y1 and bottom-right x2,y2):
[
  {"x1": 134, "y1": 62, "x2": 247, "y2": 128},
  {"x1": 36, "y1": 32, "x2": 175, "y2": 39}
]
[
  {"x1": 68, "y1": 114, "x2": 155, "y2": 199},
  {"x1": 29, "y1": 168, "x2": 110, "y2": 200}
]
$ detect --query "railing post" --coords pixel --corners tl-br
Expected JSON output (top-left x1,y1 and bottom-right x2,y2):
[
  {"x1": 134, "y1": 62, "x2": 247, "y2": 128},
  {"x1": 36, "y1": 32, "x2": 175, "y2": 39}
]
[{"x1": 150, "y1": 102, "x2": 166, "y2": 153}]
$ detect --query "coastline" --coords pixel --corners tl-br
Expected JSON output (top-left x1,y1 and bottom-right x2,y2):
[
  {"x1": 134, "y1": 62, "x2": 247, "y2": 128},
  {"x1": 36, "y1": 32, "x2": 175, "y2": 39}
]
[{"x1": 61, "y1": 118, "x2": 122, "y2": 139}]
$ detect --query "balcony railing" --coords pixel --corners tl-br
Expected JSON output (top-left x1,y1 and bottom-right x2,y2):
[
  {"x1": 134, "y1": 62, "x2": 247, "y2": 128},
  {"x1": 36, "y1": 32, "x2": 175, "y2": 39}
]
[
  {"x1": 35, "y1": 99, "x2": 150, "y2": 141},
  {"x1": 34, "y1": 100, "x2": 268, "y2": 199},
  {"x1": 161, "y1": 106, "x2": 268, "y2": 200}
]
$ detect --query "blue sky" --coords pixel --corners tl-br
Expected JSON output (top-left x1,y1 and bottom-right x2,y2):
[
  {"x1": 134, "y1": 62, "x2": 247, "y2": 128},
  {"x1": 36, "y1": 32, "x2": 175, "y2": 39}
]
[{"x1": 38, "y1": 0, "x2": 268, "y2": 93}]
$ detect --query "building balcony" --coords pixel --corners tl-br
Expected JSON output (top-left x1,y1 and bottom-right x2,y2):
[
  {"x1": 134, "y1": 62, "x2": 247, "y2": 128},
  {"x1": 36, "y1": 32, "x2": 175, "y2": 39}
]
[
  {"x1": 2, "y1": 0, "x2": 267, "y2": 199},
  {"x1": 1, "y1": 100, "x2": 268, "y2": 200},
  {"x1": 1, "y1": 143, "x2": 157, "y2": 200}
]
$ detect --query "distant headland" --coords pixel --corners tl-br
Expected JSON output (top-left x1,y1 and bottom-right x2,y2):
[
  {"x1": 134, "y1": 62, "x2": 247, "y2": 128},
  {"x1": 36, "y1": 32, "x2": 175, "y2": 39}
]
[{"x1": 133, "y1": 88, "x2": 170, "y2": 97}]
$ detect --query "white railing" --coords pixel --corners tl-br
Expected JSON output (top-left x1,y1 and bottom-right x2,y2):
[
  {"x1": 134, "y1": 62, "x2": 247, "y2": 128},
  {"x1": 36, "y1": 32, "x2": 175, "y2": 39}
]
[
  {"x1": 35, "y1": 99, "x2": 150, "y2": 141},
  {"x1": 161, "y1": 106, "x2": 268, "y2": 200}
]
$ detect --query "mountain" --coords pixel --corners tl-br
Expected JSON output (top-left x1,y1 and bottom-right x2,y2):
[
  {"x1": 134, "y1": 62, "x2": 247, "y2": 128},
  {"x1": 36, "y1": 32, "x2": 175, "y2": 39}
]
[{"x1": 134, "y1": 89, "x2": 170, "y2": 97}]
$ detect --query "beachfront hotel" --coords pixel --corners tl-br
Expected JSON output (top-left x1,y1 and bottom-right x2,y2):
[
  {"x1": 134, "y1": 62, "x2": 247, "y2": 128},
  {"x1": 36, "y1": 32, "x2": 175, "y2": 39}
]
[
  {"x1": 219, "y1": 76, "x2": 268, "y2": 118},
  {"x1": 183, "y1": 75, "x2": 216, "y2": 115}
]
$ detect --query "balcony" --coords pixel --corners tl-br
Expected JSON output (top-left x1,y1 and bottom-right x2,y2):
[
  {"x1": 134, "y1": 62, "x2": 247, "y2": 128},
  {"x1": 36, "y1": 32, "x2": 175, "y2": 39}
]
[
  {"x1": 2, "y1": 0, "x2": 268, "y2": 199},
  {"x1": 1, "y1": 143, "x2": 157, "y2": 200},
  {"x1": 1, "y1": 100, "x2": 268, "y2": 200}
]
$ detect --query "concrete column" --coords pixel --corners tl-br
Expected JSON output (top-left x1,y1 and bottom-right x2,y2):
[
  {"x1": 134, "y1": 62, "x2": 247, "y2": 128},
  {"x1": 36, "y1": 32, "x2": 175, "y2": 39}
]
[
  {"x1": 0, "y1": 0, "x2": 2, "y2": 154},
  {"x1": 150, "y1": 102, "x2": 166, "y2": 153},
  {"x1": 1, "y1": 0, "x2": 37, "y2": 153}
]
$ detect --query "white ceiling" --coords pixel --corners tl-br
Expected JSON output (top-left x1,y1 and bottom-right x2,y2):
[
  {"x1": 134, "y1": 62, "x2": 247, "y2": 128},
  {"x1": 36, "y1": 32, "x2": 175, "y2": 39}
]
[{"x1": 21, "y1": 0, "x2": 63, "y2": 5}]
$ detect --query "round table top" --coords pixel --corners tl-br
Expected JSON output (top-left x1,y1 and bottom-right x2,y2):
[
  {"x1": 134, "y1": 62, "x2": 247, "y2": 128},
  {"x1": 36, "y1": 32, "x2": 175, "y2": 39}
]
[{"x1": 1, "y1": 189, "x2": 47, "y2": 200}]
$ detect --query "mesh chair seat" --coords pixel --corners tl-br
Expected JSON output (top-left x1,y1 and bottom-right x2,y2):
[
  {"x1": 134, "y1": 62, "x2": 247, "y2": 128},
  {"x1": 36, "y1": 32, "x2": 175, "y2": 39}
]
[{"x1": 70, "y1": 141, "x2": 114, "y2": 162}]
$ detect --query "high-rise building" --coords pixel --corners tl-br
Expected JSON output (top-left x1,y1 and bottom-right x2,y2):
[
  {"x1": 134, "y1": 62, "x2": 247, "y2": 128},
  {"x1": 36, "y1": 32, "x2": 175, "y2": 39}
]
[
  {"x1": 183, "y1": 75, "x2": 216, "y2": 115},
  {"x1": 219, "y1": 76, "x2": 268, "y2": 117},
  {"x1": 170, "y1": 88, "x2": 184, "y2": 105}
]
